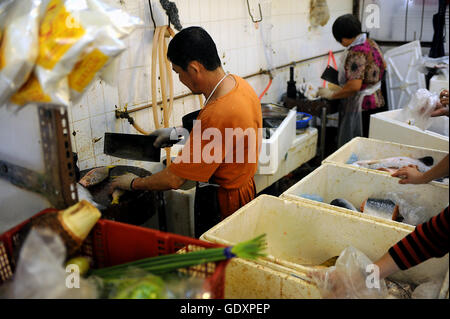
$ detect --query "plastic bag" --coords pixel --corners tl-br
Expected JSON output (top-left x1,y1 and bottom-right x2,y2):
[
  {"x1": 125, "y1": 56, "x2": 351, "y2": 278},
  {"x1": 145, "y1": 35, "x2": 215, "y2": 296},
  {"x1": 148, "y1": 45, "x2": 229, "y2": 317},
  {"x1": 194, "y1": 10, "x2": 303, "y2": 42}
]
[
  {"x1": 0, "y1": 0, "x2": 41, "y2": 106},
  {"x1": 385, "y1": 192, "x2": 430, "y2": 226},
  {"x1": 68, "y1": 29, "x2": 125, "y2": 103},
  {"x1": 402, "y1": 88, "x2": 440, "y2": 130},
  {"x1": 0, "y1": 228, "x2": 98, "y2": 299},
  {"x1": 93, "y1": 267, "x2": 212, "y2": 299},
  {"x1": 11, "y1": 0, "x2": 141, "y2": 106},
  {"x1": 309, "y1": 0, "x2": 330, "y2": 27},
  {"x1": 308, "y1": 246, "x2": 388, "y2": 299},
  {"x1": 411, "y1": 279, "x2": 443, "y2": 299}
]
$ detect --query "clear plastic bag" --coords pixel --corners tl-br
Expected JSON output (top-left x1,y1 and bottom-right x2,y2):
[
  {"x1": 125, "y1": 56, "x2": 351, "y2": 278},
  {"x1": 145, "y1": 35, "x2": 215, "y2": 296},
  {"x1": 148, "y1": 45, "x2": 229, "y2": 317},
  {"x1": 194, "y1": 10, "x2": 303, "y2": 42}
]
[
  {"x1": 402, "y1": 88, "x2": 440, "y2": 130},
  {"x1": 93, "y1": 267, "x2": 212, "y2": 299},
  {"x1": 411, "y1": 279, "x2": 443, "y2": 299},
  {"x1": 385, "y1": 192, "x2": 430, "y2": 226},
  {"x1": 308, "y1": 246, "x2": 388, "y2": 299},
  {"x1": 0, "y1": 0, "x2": 41, "y2": 106},
  {"x1": 0, "y1": 228, "x2": 98, "y2": 299}
]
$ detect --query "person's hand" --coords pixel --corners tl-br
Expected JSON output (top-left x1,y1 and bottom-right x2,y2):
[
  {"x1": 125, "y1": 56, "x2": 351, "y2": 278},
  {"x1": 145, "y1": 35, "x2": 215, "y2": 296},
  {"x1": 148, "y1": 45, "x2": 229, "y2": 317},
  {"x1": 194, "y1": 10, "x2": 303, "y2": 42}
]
[
  {"x1": 317, "y1": 87, "x2": 335, "y2": 100},
  {"x1": 440, "y1": 89, "x2": 449, "y2": 107},
  {"x1": 431, "y1": 90, "x2": 449, "y2": 117},
  {"x1": 149, "y1": 127, "x2": 180, "y2": 148},
  {"x1": 109, "y1": 173, "x2": 139, "y2": 193},
  {"x1": 391, "y1": 165, "x2": 426, "y2": 184}
]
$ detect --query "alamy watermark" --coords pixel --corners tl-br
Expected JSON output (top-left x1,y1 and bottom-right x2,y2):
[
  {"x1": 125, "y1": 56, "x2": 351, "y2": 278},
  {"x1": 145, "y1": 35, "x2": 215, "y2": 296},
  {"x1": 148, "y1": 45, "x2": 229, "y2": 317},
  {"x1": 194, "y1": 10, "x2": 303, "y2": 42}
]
[{"x1": 169, "y1": 120, "x2": 274, "y2": 167}]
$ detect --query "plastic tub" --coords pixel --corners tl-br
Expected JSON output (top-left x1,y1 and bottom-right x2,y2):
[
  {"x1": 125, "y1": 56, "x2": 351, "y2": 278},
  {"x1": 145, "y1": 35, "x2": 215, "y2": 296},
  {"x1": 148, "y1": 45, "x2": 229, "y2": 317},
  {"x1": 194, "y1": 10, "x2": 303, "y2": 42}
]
[
  {"x1": 296, "y1": 112, "x2": 312, "y2": 129},
  {"x1": 369, "y1": 109, "x2": 449, "y2": 151},
  {"x1": 258, "y1": 104, "x2": 297, "y2": 175},
  {"x1": 0, "y1": 209, "x2": 228, "y2": 298},
  {"x1": 281, "y1": 163, "x2": 449, "y2": 227},
  {"x1": 201, "y1": 195, "x2": 449, "y2": 298},
  {"x1": 322, "y1": 137, "x2": 449, "y2": 186}
]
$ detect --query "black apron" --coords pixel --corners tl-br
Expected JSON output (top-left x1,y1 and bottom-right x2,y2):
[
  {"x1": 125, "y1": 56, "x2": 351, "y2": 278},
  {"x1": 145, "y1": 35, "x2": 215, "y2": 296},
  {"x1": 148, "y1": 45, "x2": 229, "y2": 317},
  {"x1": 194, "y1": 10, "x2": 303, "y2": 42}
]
[{"x1": 193, "y1": 182, "x2": 221, "y2": 238}]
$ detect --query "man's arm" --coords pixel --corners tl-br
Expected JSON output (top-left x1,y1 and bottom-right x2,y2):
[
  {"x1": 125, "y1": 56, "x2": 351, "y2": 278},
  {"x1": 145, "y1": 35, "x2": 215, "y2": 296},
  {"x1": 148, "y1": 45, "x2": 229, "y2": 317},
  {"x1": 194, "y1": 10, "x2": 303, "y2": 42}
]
[
  {"x1": 110, "y1": 167, "x2": 186, "y2": 192},
  {"x1": 132, "y1": 167, "x2": 186, "y2": 191}
]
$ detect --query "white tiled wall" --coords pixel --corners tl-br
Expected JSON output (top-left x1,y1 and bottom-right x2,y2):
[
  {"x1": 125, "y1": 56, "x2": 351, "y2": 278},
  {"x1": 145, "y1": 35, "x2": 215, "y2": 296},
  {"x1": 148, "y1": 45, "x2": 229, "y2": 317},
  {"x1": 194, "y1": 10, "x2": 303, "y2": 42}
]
[{"x1": 68, "y1": 0, "x2": 353, "y2": 171}]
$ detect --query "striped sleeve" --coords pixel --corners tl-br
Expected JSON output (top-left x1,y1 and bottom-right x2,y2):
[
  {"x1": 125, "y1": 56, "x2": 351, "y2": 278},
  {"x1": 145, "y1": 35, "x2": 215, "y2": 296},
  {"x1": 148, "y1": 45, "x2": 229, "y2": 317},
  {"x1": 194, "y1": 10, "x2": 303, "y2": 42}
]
[{"x1": 388, "y1": 206, "x2": 449, "y2": 270}]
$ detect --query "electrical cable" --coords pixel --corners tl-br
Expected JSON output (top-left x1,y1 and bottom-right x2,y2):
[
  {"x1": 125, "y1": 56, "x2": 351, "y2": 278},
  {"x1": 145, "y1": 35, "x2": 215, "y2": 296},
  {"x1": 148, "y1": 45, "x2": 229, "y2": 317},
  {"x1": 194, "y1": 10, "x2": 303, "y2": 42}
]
[{"x1": 148, "y1": 0, "x2": 157, "y2": 30}]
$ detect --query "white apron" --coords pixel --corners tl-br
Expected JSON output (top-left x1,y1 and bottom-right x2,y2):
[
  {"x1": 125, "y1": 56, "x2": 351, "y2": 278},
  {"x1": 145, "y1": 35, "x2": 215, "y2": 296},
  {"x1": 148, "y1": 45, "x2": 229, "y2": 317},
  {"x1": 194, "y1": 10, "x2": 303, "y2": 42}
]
[{"x1": 337, "y1": 33, "x2": 381, "y2": 147}]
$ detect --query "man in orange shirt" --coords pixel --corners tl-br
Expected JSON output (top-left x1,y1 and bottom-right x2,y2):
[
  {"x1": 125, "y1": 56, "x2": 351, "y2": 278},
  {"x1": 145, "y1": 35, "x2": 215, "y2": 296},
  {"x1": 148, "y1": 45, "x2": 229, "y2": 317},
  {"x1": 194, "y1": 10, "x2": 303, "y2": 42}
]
[{"x1": 110, "y1": 27, "x2": 262, "y2": 238}]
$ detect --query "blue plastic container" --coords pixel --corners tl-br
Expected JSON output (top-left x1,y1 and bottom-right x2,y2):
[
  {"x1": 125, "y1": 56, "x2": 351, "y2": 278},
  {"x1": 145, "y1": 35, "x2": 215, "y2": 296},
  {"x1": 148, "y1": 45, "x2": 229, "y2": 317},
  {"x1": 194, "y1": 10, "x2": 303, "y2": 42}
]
[{"x1": 296, "y1": 112, "x2": 312, "y2": 129}]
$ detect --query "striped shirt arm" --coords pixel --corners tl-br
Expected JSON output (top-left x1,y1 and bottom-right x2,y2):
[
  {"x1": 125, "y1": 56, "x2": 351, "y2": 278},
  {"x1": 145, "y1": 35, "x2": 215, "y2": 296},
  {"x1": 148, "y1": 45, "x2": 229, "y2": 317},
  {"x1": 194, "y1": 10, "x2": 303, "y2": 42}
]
[{"x1": 388, "y1": 206, "x2": 449, "y2": 270}]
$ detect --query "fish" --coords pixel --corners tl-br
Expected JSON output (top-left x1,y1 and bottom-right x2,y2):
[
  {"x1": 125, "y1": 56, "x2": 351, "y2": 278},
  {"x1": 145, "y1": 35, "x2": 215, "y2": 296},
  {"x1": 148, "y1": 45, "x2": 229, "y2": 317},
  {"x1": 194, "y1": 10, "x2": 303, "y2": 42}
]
[
  {"x1": 360, "y1": 198, "x2": 400, "y2": 221},
  {"x1": 76, "y1": 184, "x2": 106, "y2": 210},
  {"x1": 318, "y1": 256, "x2": 339, "y2": 268},
  {"x1": 353, "y1": 156, "x2": 434, "y2": 173},
  {"x1": 79, "y1": 165, "x2": 115, "y2": 188},
  {"x1": 111, "y1": 189, "x2": 125, "y2": 205},
  {"x1": 385, "y1": 279, "x2": 416, "y2": 299},
  {"x1": 330, "y1": 198, "x2": 359, "y2": 211}
]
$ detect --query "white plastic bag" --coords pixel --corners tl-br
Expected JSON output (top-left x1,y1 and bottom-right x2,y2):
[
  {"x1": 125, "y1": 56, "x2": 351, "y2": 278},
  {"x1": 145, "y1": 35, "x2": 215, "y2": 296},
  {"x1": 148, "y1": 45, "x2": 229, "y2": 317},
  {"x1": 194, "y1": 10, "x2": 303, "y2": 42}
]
[
  {"x1": 402, "y1": 88, "x2": 440, "y2": 130},
  {"x1": 0, "y1": 0, "x2": 41, "y2": 106},
  {"x1": 308, "y1": 246, "x2": 388, "y2": 299},
  {"x1": 0, "y1": 228, "x2": 98, "y2": 299}
]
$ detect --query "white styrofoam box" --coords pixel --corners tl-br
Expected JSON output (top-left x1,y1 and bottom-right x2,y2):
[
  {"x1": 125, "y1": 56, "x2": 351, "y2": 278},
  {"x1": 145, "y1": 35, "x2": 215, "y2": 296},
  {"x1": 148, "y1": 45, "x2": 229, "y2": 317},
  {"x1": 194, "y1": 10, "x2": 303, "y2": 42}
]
[
  {"x1": 164, "y1": 180, "x2": 197, "y2": 237},
  {"x1": 384, "y1": 41, "x2": 426, "y2": 110},
  {"x1": 257, "y1": 108, "x2": 296, "y2": 175},
  {"x1": 201, "y1": 195, "x2": 449, "y2": 298},
  {"x1": 281, "y1": 163, "x2": 449, "y2": 227},
  {"x1": 254, "y1": 127, "x2": 318, "y2": 193},
  {"x1": 322, "y1": 137, "x2": 448, "y2": 186},
  {"x1": 223, "y1": 257, "x2": 321, "y2": 299},
  {"x1": 429, "y1": 74, "x2": 449, "y2": 95},
  {"x1": 369, "y1": 109, "x2": 449, "y2": 151}
]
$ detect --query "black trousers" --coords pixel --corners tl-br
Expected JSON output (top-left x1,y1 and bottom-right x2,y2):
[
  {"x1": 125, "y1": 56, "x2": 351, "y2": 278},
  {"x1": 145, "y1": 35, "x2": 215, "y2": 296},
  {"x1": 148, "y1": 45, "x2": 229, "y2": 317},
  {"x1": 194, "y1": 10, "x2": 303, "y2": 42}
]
[
  {"x1": 193, "y1": 183, "x2": 221, "y2": 238},
  {"x1": 361, "y1": 105, "x2": 388, "y2": 138}
]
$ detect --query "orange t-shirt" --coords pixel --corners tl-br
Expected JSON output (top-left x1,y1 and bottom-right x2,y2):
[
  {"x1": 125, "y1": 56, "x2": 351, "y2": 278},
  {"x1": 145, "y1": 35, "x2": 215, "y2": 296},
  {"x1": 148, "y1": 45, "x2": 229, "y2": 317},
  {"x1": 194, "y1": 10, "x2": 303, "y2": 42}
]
[{"x1": 169, "y1": 74, "x2": 262, "y2": 218}]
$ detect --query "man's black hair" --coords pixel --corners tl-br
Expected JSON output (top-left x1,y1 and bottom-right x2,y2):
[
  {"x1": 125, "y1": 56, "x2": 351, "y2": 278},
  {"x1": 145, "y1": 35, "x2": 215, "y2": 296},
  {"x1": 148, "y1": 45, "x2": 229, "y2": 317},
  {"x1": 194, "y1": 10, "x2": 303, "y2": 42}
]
[
  {"x1": 167, "y1": 26, "x2": 221, "y2": 71},
  {"x1": 332, "y1": 14, "x2": 362, "y2": 43}
]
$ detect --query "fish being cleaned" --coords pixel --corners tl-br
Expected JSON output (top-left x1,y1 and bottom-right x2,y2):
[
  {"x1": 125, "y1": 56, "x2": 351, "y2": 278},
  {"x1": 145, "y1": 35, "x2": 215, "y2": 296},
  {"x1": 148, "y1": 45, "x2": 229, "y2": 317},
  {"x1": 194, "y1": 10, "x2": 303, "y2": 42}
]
[
  {"x1": 79, "y1": 165, "x2": 115, "y2": 188},
  {"x1": 361, "y1": 198, "x2": 400, "y2": 221},
  {"x1": 330, "y1": 198, "x2": 359, "y2": 212},
  {"x1": 353, "y1": 156, "x2": 434, "y2": 173},
  {"x1": 111, "y1": 189, "x2": 125, "y2": 205}
]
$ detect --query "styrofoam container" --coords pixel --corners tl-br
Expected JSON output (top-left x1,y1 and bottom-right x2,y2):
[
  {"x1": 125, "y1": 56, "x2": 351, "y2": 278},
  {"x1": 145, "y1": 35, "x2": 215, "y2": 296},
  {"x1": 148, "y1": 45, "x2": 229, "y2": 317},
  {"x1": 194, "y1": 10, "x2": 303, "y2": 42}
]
[
  {"x1": 201, "y1": 195, "x2": 449, "y2": 298},
  {"x1": 254, "y1": 127, "x2": 318, "y2": 193},
  {"x1": 281, "y1": 163, "x2": 449, "y2": 228},
  {"x1": 369, "y1": 109, "x2": 449, "y2": 151},
  {"x1": 257, "y1": 109, "x2": 297, "y2": 175},
  {"x1": 322, "y1": 137, "x2": 448, "y2": 187}
]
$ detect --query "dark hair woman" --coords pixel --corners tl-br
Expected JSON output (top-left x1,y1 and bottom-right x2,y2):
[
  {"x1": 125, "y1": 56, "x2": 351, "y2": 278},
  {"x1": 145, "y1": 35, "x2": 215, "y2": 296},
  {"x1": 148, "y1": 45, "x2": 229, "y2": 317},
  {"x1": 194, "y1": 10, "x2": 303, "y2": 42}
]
[{"x1": 318, "y1": 14, "x2": 387, "y2": 147}]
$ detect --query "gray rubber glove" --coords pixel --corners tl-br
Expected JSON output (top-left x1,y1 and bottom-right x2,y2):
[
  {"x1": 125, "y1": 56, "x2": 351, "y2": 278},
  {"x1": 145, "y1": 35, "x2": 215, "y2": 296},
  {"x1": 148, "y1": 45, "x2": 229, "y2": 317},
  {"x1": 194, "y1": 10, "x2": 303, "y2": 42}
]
[
  {"x1": 149, "y1": 127, "x2": 182, "y2": 148},
  {"x1": 110, "y1": 173, "x2": 139, "y2": 192}
]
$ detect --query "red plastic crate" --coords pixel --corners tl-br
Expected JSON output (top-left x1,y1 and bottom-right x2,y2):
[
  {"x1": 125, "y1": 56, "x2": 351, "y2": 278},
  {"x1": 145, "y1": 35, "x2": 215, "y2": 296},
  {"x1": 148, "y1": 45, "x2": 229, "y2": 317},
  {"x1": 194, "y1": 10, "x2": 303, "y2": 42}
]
[{"x1": 0, "y1": 209, "x2": 228, "y2": 299}]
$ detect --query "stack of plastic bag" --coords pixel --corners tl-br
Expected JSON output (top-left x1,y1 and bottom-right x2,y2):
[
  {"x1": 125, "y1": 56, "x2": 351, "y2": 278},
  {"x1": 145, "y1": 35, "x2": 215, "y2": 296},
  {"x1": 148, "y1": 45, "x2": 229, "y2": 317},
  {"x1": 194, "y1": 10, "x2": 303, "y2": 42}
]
[{"x1": 0, "y1": 0, "x2": 142, "y2": 107}]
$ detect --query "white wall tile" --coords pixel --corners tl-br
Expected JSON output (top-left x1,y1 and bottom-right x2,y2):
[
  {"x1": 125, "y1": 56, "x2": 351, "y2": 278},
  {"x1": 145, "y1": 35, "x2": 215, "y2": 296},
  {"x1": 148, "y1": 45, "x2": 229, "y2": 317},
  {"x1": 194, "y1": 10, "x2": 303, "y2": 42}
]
[{"x1": 73, "y1": 119, "x2": 94, "y2": 161}]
